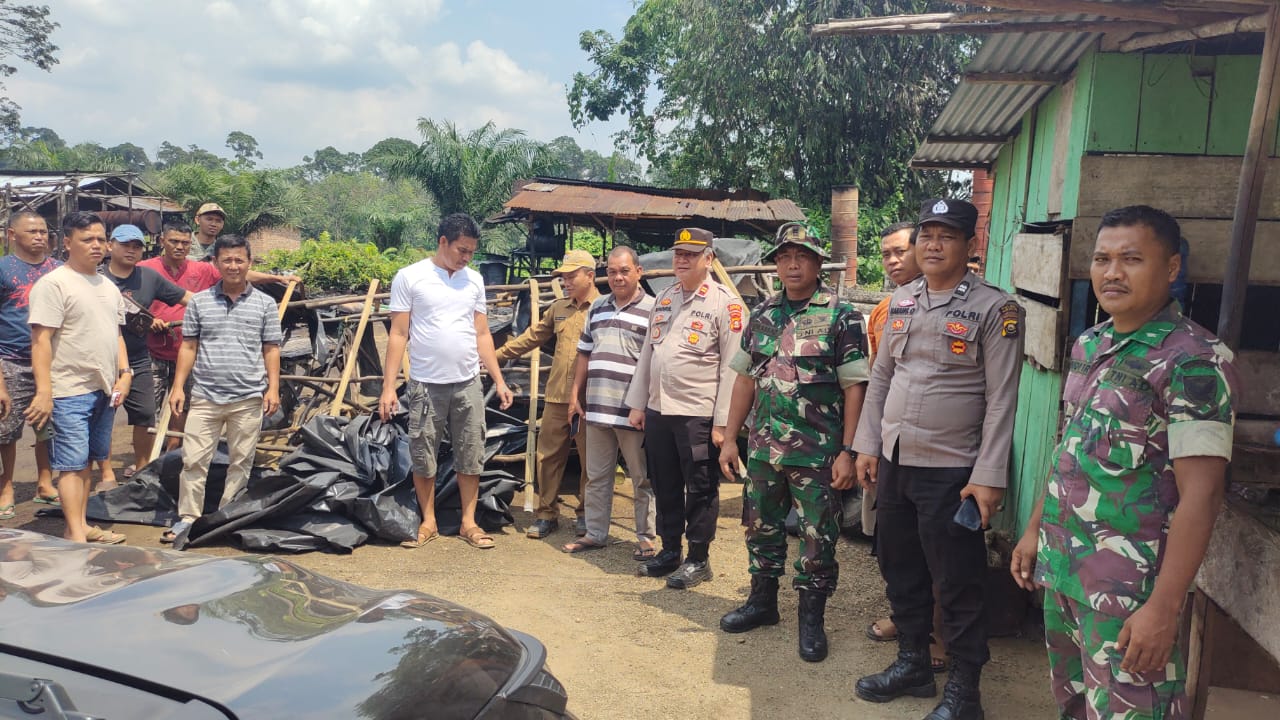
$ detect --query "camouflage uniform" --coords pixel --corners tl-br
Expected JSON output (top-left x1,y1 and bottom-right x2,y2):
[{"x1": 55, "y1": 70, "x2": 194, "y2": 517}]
[
  {"x1": 729, "y1": 285, "x2": 869, "y2": 595},
  {"x1": 1036, "y1": 302, "x2": 1237, "y2": 720}
]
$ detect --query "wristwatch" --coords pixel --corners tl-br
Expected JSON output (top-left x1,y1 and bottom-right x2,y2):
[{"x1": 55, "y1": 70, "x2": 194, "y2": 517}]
[
  {"x1": 841, "y1": 444, "x2": 857, "y2": 457},
  {"x1": 118, "y1": 367, "x2": 134, "y2": 377}
]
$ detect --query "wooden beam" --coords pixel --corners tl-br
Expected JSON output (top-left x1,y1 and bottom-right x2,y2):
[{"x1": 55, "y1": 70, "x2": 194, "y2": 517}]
[
  {"x1": 812, "y1": 19, "x2": 1170, "y2": 37},
  {"x1": 909, "y1": 160, "x2": 995, "y2": 171},
  {"x1": 962, "y1": 71, "x2": 1066, "y2": 85},
  {"x1": 948, "y1": 0, "x2": 1235, "y2": 24},
  {"x1": 523, "y1": 277, "x2": 541, "y2": 513},
  {"x1": 328, "y1": 279, "x2": 379, "y2": 415},
  {"x1": 1218, "y1": 5, "x2": 1280, "y2": 350},
  {"x1": 1118, "y1": 11, "x2": 1267, "y2": 50},
  {"x1": 925, "y1": 133, "x2": 1017, "y2": 144}
]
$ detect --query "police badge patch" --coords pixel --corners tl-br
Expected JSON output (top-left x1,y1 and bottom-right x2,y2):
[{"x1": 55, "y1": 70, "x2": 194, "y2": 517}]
[{"x1": 999, "y1": 300, "x2": 1020, "y2": 338}]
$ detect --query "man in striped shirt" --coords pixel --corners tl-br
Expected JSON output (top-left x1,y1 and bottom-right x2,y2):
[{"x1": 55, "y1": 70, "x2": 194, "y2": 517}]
[
  {"x1": 565, "y1": 246, "x2": 657, "y2": 556},
  {"x1": 163, "y1": 235, "x2": 282, "y2": 545}
]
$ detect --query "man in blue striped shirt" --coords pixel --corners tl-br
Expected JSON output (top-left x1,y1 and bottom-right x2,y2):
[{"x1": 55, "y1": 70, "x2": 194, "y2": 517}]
[
  {"x1": 565, "y1": 246, "x2": 657, "y2": 557},
  {"x1": 163, "y1": 235, "x2": 281, "y2": 544}
]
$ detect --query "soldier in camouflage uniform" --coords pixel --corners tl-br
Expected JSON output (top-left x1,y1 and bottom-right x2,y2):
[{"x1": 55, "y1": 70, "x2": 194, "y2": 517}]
[
  {"x1": 717, "y1": 223, "x2": 869, "y2": 663},
  {"x1": 1011, "y1": 206, "x2": 1237, "y2": 720}
]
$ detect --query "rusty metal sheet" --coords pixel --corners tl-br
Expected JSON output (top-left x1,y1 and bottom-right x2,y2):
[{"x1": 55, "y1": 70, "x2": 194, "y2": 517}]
[{"x1": 503, "y1": 182, "x2": 805, "y2": 223}]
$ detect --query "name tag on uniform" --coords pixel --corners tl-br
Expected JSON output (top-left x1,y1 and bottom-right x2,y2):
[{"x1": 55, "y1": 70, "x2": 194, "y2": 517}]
[{"x1": 793, "y1": 314, "x2": 828, "y2": 339}]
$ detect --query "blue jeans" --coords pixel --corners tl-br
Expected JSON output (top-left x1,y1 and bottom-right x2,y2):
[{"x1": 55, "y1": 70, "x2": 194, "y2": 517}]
[{"x1": 49, "y1": 391, "x2": 114, "y2": 471}]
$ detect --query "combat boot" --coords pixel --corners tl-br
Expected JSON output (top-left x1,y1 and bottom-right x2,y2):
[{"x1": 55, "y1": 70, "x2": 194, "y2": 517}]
[
  {"x1": 854, "y1": 642, "x2": 937, "y2": 703},
  {"x1": 797, "y1": 589, "x2": 828, "y2": 662},
  {"x1": 719, "y1": 576, "x2": 780, "y2": 633},
  {"x1": 922, "y1": 662, "x2": 984, "y2": 720}
]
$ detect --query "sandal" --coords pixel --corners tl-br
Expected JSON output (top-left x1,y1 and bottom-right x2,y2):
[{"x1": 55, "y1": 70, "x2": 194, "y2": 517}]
[
  {"x1": 85, "y1": 526, "x2": 126, "y2": 545},
  {"x1": 33, "y1": 494, "x2": 60, "y2": 506},
  {"x1": 865, "y1": 618, "x2": 898, "y2": 642},
  {"x1": 122, "y1": 464, "x2": 138, "y2": 480},
  {"x1": 460, "y1": 526, "x2": 495, "y2": 550},
  {"x1": 161, "y1": 519, "x2": 192, "y2": 544},
  {"x1": 633, "y1": 541, "x2": 658, "y2": 561},
  {"x1": 0, "y1": 504, "x2": 14, "y2": 520},
  {"x1": 561, "y1": 538, "x2": 605, "y2": 554},
  {"x1": 931, "y1": 655, "x2": 947, "y2": 674},
  {"x1": 400, "y1": 529, "x2": 439, "y2": 549}
]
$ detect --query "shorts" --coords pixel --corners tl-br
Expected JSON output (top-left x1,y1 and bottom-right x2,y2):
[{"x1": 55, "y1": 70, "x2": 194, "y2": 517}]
[
  {"x1": 406, "y1": 378, "x2": 486, "y2": 478},
  {"x1": 1044, "y1": 590, "x2": 1187, "y2": 719},
  {"x1": 0, "y1": 359, "x2": 52, "y2": 445},
  {"x1": 121, "y1": 366, "x2": 157, "y2": 426},
  {"x1": 49, "y1": 391, "x2": 115, "y2": 472}
]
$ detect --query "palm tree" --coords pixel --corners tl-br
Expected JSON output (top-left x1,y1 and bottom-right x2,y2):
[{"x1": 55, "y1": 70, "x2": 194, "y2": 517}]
[
  {"x1": 152, "y1": 164, "x2": 314, "y2": 235},
  {"x1": 381, "y1": 119, "x2": 555, "y2": 223}
]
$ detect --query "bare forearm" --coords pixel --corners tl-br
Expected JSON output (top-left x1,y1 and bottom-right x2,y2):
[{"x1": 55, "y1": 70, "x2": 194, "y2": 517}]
[
  {"x1": 570, "y1": 353, "x2": 589, "y2": 400},
  {"x1": 173, "y1": 342, "x2": 197, "y2": 387},
  {"x1": 30, "y1": 336, "x2": 52, "y2": 395},
  {"x1": 263, "y1": 345, "x2": 281, "y2": 392},
  {"x1": 722, "y1": 375, "x2": 755, "y2": 438},
  {"x1": 118, "y1": 337, "x2": 129, "y2": 372},
  {"x1": 1147, "y1": 484, "x2": 1224, "y2": 613},
  {"x1": 382, "y1": 331, "x2": 409, "y2": 390}
]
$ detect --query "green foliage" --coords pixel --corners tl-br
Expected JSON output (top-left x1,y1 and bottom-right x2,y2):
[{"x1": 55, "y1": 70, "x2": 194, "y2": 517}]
[
  {"x1": 295, "y1": 171, "x2": 438, "y2": 250},
  {"x1": 152, "y1": 163, "x2": 314, "y2": 235},
  {"x1": 225, "y1": 131, "x2": 263, "y2": 169},
  {"x1": 261, "y1": 236, "x2": 430, "y2": 294},
  {"x1": 569, "y1": 0, "x2": 969, "y2": 209},
  {"x1": 805, "y1": 192, "x2": 918, "y2": 288},
  {"x1": 569, "y1": 228, "x2": 606, "y2": 258},
  {"x1": 546, "y1": 135, "x2": 644, "y2": 184},
  {"x1": 0, "y1": 2, "x2": 59, "y2": 140},
  {"x1": 156, "y1": 141, "x2": 226, "y2": 170}
]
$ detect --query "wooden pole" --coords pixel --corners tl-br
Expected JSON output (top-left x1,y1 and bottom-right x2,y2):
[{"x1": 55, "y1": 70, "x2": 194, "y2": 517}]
[
  {"x1": 277, "y1": 279, "x2": 298, "y2": 321},
  {"x1": 1218, "y1": 4, "x2": 1280, "y2": 350},
  {"x1": 946, "y1": 0, "x2": 1231, "y2": 24},
  {"x1": 523, "y1": 277, "x2": 541, "y2": 513},
  {"x1": 710, "y1": 257, "x2": 745, "y2": 301},
  {"x1": 1118, "y1": 11, "x2": 1267, "y2": 52},
  {"x1": 328, "y1": 279, "x2": 380, "y2": 415}
]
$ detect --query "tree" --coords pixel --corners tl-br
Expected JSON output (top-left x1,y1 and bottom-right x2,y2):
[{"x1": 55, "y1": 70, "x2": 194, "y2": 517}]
[
  {"x1": 225, "y1": 130, "x2": 263, "y2": 168},
  {"x1": 153, "y1": 164, "x2": 313, "y2": 235},
  {"x1": 107, "y1": 142, "x2": 150, "y2": 172},
  {"x1": 546, "y1": 135, "x2": 645, "y2": 184},
  {"x1": 568, "y1": 0, "x2": 968, "y2": 211},
  {"x1": 299, "y1": 145, "x2": 362, "y2": 181},
  {"x1": 361, "y1": 137, "x2": 416, "y2": 178},
  {"x1": 156, "y1": 141, "x2": 225, "y2": 170},
  {"x1": 382, "y1": 118, "x2": 557, "y2": 224},
  {"x1": 0, "y1": 3, "x2": 58, "y2": 140}
]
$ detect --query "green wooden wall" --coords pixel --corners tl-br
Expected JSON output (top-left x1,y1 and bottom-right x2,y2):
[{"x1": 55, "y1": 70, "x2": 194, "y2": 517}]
[{"x1": 986, "y1": 45, "x2": 1271, "y2": 536}]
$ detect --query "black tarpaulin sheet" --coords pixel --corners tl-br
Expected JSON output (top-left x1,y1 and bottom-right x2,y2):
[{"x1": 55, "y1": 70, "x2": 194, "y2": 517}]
[{"x1": 62, "y1": 410, "x2": 527, "y2": 554}]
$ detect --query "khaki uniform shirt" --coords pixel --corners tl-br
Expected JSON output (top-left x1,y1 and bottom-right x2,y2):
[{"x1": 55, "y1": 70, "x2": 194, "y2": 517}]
[
  {"x1": 852, "y1": 271, "x2": 1024, "y2": 488},
  {"x1": 498, "y1": 289, "x2": 600, "y2": 404},
  {"x1": 625, "y1": 278, "x2": 746, "y2": 426}
]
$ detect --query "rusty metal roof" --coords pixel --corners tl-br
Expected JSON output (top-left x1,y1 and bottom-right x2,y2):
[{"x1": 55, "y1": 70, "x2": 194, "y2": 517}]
[{"x1": 495, "y1": 178, "x2": 806, "y2": 224}]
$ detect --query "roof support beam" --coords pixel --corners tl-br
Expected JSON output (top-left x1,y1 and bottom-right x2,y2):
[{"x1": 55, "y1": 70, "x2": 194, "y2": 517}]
[
  {"x1": 910, "y1": 160, "x2": 994, "y2": 172},
  {"x1": 1118, "y1": 11, "x2": 1268, "y2": 51},
  {"x1": 962, "y1": 72, "x2": 1067, "y2": 85},
  {"x1": 812, "y1": 19, "x2": 1170, "y2": 37},
  {"x1": 925, "y1": 133, "x2": 1018, "y2": 145},
  {"x1": 946, "y1": 1, "x2": 1233, "y2": 24}
]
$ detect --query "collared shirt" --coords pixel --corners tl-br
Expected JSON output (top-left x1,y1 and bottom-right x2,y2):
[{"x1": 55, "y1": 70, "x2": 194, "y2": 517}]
[
  {"x1": 852, "y1": 271, "x2": 1024, "y2": 487},
  {"x1": 388, "y1": 259, "x2": 488, "y2": 385},
  {"x1": 624, "y1": 278, "x2": 746, "y2": 426},
  {"x1": 577, "y1": 289, "x2": 654, "y2": 428},
  {"x1": 1036, "y1": 303, "x2": 1237, "y2": 618},
  {"x1": 867, "y1": 294, "x2": 891, "y2": 358},
  {"x1": 498, "y1": 288, "x2": 600, "y2": 404},
  {"x1": 183, "y1": 282, "x2": 282, "y2": 404},
  {"x1": 730, "y1": 286, "x2": 869, "y2": 467},
  {"x1": 139, "y1": 256, "x2": 222, "y2": 361}
]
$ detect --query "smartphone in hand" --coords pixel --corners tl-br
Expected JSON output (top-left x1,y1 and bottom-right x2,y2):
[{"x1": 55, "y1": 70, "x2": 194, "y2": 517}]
[
  {"x1": 569, "y1": 414, "x2": 581, "y2": 437},
  {"x1": 953, "y1": 496, "x2": 982, "y2": 532}
]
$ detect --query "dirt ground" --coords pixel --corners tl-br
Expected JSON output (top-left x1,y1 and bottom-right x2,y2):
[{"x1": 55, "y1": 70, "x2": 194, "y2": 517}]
[{"x1": 3, "y1": 413, "x2": 1057, "y2": 719}]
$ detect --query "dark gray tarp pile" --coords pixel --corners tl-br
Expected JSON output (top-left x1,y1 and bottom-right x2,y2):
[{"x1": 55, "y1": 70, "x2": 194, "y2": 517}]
[{"x1": 53, "y1": 410, "x2": 528, "y2": 554}]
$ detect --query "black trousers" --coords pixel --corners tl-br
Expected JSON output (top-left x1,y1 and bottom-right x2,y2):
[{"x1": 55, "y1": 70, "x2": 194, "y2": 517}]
[
  {"x1": 643, "y1": 410, "x2": 720, "y2": 552},
  {"x1": 877, "y1": 450, "x2": 990, "y2": 668}
]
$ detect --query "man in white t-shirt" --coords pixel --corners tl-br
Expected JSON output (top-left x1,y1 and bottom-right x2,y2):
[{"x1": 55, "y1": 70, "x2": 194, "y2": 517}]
[{"x1": 379, "y1": 213, "x2": 513, "y2": 550}]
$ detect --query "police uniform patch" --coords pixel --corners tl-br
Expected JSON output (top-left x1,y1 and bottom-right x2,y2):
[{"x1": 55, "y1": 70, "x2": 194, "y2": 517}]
[
  {"x1": 728, "y1": 302, "x2": 743, "y2": 332},
  {"x1": 660, "y1": 297, "x2": 672, "y2": 307},
  {"x1": 731, "y1": 318, "x2": 743, "y2": 332},
  {"x1": 688, "y1": 332, "x2": 700, "y2": 344},
  {"x1": 951, "y1": 339, "x2": 967, "y2": 354},
  {"x1": 946, "y1": 321, "x2": 969, "y2": 336},
  {"x1": 933, "y1": 200, "x2": 949, "y2": 214},
  {"x1": 891, "y1": 319, "x2": 905, "y2": 332},
  {"x1": 696, "y1": 283, "x2": 709, "y2": 298},
  {"x1": 691, "y1": 320, "x2": 704, "y2": 331},
  {"x1": 652, "y1": 328, "x2": 661, "y2": 339},
  {"x1": 897, "y1": 298, "x2": 916, "y2": 308},
  {"x1": 999, "y1": 300, "x2": 1020, "y2": 338}
]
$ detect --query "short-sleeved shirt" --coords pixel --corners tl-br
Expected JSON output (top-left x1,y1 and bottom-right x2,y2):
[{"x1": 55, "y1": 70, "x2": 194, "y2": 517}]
[
  {"x1": 577, "y1": 290, "x2": 654, "y2": 428},
  {"x1": 852, "y1": 272, "x2": 1025, "y2": 487},
  {"x1": 139, "y1": 257, "x2": 222, "y2": 361},
  {"x1": 182, "y1": 282, "x2": 282, "y2": 404},
  {"x1": 0, "y1": 255, "x2": 61, "y2": 362},
  {"x1": 624, "y1": 278, "x2": 746, "y2": 426},
  {"x1": 188, "y1": 235, "x2": 216, "y2": 262},
  {"x1": 100, "y1": 265, "x2": 188, "y2": 368},
  {"x1": 867, "y1": 295, "x2": 890, "y2": 358},
  {"x1": 1036, "y1": 303, "x2": 1237, "y2": 618},
  {"x1": 497, "y1": 289, "x2": 599, "y2": 404},
  {"x1": 730, "y1": 286, "x2": 869, "y2": 467},
  {"x1": 27, "y1": 266, "x2": 126, "y2": 398},
  {"x1": 389, "y1": 258, "x2": 488, "y2": 385}
]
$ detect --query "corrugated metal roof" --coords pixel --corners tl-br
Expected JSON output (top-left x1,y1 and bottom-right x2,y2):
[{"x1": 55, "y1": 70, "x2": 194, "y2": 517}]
[
  {"x1": 104, "y1": 196, "x2": 186, "y2": 212},
  {"x1": 499, "y1": 181, "x2": 805, "y2": 223},
  {"x1": 913, "y1": 22, "x2": 1100, "y2": 168},
  {"x1": 0, "y1": 173, "x2": 112, "y2": 192}
]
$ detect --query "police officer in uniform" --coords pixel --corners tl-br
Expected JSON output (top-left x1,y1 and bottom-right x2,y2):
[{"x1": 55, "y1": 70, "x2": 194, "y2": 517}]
[
  {"x1": 716, "y1": 223, "x2": 869, "y2": 662},
  {"x1": 625, "y1": 228, "x2": 746, "y2": 589},
  {"x1": 851, "y1": 199, "x2": 1024, "y2": 720}
]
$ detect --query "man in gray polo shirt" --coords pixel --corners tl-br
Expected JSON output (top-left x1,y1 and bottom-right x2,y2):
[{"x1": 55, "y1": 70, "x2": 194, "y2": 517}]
[{"x1": 163, "y1": 234, "x2": 281, "y2": 544}]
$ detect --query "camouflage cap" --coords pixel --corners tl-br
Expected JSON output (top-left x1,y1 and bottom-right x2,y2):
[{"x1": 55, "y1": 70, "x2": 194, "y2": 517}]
[
  {"x1": 764, "y1": 222, "x2": 830, "y2": 261},
  {"x1": 673, "y1": 227, "x2": 714, "y2": 251}
]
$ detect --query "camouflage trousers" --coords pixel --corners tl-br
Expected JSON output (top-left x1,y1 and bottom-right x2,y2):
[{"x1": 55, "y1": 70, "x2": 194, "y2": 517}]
[
  {"x1": 743, "y1": 459, "x2": 840, "y2": 595},
  {"x1": 1045, "y1": 591, "x2": 1187, "y2": 720}
]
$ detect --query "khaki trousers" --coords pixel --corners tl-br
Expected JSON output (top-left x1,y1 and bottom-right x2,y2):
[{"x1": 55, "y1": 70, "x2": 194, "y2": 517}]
[
  {"x1": 535, "y1": 401, "x2": 585, "y2": 521},
  {"x1": 177, "y1": 397, "x2": 262, "y2": 521},
  {"x1": 582, "y1": 422, "x2": 656, "y2": 545}
]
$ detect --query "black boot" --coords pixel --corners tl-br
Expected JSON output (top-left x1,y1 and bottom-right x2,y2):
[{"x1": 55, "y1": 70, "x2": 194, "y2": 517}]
[
  {"x1": 923, "y1": 663, "x2": 984, "y2": 720},
  {"x1": 637, "y1": 548, "x2": 682, "y2": 577},
  {"x1": 720, "y1": 576, "x2": 780, "y2": 633},
  {"x1": 797, "y1": 590, "x2": 828, "y2": 662},
  {"x1": 854, "y1": 642, "x2": 937, "y2": 703}
]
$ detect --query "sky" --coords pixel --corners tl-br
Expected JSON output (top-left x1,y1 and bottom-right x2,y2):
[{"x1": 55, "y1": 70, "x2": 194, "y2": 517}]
[{"x1": 7, "y1": 0, "x2": 636, "y2": 167}]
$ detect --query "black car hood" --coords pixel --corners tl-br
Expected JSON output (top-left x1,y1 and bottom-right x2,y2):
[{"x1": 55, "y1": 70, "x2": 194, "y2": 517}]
[{"x1": 0, "y1": 530, "x2": 525, "y2": 719}]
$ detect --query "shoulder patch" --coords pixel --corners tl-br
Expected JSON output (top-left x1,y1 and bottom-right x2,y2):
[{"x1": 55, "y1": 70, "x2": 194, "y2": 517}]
[{"x1": 999, "y1": 300, "x2": 1020, "y2": 338}]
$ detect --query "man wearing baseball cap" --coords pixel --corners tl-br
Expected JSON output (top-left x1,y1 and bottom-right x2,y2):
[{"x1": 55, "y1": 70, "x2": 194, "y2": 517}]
[
  {"x1": 851, "y1": 198, "x2": 1023, "y2": 719},
  {"x1": 718, "y1": 222, "x2": 869, "y2": 662},
  {"x1": 189, "y1": 202, "x2": 299, "y2": 288},
  {"x1": 100, "y1": 224, "x2": 191, "y2": 485},
  {"x1": 625, "y1": 227, "x2": 746, "y2": 588},
  {"x1": 497, "y1": 249, "x2": 600, "y2": 543}
]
